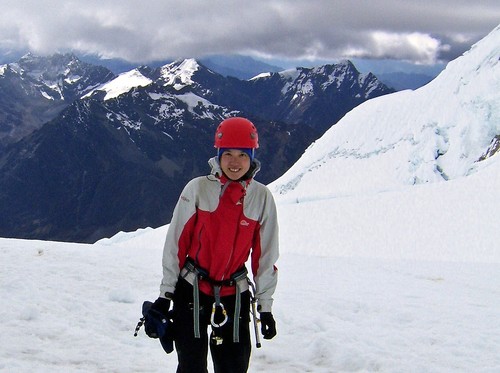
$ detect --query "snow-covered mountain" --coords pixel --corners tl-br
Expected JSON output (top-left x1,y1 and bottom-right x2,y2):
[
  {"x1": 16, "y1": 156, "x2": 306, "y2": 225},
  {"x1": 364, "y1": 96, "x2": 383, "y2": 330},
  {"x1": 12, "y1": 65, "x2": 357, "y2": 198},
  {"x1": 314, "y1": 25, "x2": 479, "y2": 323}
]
[
  {"x1": 7, "y1": 53, "x2": 111, "y2": 100},
  {"x1": 0, "y1": 56, "x2": 392, "y2": 243},
  {"x1": 270, "y1": 25, "x2": 500, "y2": 203},
  {"x1": 82, "y1": 68, "x2": 152, "y2": 101},
  {"x1": 83, "y1": 59, "x2": 210, "y2": 100},
  {"x1": 252, "y1": 61, "x2": 385, "y2": 99},
  {"x1": 247, "y1": 60, "x2": 393, "y2": 133},
  {"x1": 158, "y1": 58, "x2": 202, "y2": 89},
  {"x1": 0, "y1": 53, "x2": 392, "y2": 149},
  {"x1": 83, "y1": 58, "x2": 393, "y2": 133},
  {"x1": 0, "y1": 53, "x2": 114, "y2": 145}
]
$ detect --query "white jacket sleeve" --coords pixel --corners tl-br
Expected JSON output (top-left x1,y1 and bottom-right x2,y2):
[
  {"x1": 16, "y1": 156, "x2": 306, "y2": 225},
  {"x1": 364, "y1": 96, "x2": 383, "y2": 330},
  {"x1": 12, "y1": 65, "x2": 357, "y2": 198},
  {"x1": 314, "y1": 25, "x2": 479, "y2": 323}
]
[
  {"x1": 253, "y1": 187, "x2": 279, "y2": 313},
  {"x1": 159, "y1": 178, "x2": 198, "y2": 298}
]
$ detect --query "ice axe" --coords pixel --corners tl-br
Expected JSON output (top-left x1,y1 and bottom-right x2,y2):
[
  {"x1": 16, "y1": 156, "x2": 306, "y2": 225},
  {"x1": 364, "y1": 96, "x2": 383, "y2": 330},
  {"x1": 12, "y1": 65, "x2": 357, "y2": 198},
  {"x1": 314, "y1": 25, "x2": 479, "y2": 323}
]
[{"x1": 248, "y1": 280, "x2": 262, "y2": 348}]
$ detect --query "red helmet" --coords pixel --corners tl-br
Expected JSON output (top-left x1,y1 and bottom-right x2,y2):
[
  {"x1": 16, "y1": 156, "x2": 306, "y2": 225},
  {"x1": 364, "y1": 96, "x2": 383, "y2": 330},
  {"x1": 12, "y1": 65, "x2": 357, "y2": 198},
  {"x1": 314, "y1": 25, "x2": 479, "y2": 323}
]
[{"x1": 214, "y1": 117, "x2": 259, "y2": 149}]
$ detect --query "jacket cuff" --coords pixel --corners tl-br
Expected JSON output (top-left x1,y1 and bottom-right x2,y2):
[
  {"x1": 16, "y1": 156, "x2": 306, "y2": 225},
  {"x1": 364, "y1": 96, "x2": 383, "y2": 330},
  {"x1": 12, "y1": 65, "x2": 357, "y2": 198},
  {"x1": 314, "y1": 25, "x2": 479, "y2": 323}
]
[
  {"x1": 160, "y1": 284, "x2": 176, "y2": 299},
  {"x1": 257, "y1": 299, "x2": 273, "y2": 313}
]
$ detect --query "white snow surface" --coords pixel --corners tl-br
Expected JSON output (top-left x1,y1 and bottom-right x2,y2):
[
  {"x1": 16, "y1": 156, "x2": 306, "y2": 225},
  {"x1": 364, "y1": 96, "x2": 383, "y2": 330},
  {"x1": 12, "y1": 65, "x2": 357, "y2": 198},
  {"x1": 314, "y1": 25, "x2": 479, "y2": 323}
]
[
  {"x1": 160, "y1": 58, "x2": 200, "y2": 90},
  {"x1": 83, "y1": 69, "x2": 153, "y2": 101},
  {"x1": 1, "y1": 155, "x2": 499, "y2": 373},
  {"x1": 1, "y1": 25, "x2": 500, "y2": 373}
]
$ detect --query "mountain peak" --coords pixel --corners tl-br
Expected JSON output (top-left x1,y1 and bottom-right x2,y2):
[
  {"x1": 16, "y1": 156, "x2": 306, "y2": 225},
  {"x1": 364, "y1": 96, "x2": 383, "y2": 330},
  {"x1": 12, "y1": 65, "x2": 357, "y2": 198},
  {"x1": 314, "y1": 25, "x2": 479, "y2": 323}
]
[
  {"x1": 159, "y1": 58, "x2": 203, "y2": 89},
  {"x1": 18, "y1": 52, "x2": 81, "y2": 74},
  {"x1": 83, "y1": 68, "x2": 152, "y2": 101},
  {"x1": 0, "y1": 52, "x2": 115, "y2": 144},
  {"x1": 274, "y1": 60, "x2": 390, "y2": 103}
]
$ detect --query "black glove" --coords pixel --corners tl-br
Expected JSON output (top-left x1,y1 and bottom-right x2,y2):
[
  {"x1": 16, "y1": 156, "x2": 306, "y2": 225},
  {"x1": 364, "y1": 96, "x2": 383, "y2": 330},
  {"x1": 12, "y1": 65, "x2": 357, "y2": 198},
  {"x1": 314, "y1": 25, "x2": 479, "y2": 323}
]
[
  {"x1": 144, "y1": 297, "x2": 171, "y2": 338},
  {"x1": 260, "y1": 312, "x2": 277, "y2": 340},
  {"x1": 152, "y1": 297, "x2": 171, "y2": 315}
]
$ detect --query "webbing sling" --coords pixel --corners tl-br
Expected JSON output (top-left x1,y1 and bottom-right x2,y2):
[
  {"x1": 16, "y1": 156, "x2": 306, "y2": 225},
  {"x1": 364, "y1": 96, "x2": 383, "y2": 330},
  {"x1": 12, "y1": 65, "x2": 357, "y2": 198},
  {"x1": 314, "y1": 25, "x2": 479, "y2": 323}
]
[{"x1": 180, "y1": 260, "x2": 249, "y2": 342}]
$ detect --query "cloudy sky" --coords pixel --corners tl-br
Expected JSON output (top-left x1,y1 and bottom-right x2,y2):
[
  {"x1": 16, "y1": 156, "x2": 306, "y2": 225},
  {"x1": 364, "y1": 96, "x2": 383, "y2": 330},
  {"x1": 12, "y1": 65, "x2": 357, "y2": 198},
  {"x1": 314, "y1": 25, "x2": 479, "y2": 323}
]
[{"x1": 0, "y1": 0, "x2": 499, "y2": 67}]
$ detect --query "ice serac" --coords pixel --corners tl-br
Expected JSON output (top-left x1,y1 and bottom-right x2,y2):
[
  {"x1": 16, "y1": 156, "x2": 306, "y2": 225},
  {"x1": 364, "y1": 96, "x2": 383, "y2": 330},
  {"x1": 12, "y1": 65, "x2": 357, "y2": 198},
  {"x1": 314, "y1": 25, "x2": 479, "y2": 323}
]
[{"x1": 270, "y1": 25, "x2": 500, "y2": 202}]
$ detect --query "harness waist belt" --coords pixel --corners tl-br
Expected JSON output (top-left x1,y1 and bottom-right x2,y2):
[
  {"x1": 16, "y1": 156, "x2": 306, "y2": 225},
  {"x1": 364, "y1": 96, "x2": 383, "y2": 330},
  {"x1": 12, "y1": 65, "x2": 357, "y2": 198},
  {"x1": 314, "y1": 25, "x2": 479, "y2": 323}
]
[{"x1": 180, "y1": 264, "x2": 249, "y2": 293}]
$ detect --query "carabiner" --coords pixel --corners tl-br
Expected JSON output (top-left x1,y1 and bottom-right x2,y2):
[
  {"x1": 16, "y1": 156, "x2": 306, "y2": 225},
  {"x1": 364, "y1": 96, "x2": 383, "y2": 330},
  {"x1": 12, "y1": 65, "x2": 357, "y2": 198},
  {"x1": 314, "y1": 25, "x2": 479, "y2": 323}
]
[{"x1": 210, "y1": 302, "x2": 228, "y2": 328}]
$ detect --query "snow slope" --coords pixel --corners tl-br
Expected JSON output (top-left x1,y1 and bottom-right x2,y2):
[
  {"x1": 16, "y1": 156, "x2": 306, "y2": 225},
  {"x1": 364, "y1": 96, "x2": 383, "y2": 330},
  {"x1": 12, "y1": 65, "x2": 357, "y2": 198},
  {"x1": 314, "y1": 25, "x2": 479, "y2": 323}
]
[
  {"x1": 269, "y1": 25, "x2": 500, "y2": 203},
  {"x1": 83, "y1": 69, "x2": 152, "y2": 100},
  {"x1": 0, "y1": 158, "x2": 499, "y2": 372}
]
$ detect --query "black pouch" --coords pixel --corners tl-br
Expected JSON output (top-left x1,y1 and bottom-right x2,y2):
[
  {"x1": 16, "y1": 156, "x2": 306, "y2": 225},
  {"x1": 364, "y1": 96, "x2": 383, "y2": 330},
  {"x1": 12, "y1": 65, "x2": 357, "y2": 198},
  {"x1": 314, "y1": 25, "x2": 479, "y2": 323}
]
[{"x1": 141, "y1": 301, "x2": 175, "y2": 354}]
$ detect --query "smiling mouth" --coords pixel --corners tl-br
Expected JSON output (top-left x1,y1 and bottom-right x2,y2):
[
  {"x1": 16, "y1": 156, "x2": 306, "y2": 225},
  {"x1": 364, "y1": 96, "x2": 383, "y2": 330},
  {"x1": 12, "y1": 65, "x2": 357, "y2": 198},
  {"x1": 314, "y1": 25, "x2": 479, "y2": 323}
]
[{"x1": 229, "y1": 168, "x2": 241, "y2": 172}]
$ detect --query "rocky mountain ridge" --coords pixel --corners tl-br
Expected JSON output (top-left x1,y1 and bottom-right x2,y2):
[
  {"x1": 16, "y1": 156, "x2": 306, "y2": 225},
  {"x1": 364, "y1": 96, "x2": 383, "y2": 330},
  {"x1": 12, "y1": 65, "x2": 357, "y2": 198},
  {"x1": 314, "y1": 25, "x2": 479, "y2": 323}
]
[{"x1": 0, "y1": 54, "x2": 394, "y2": 242}]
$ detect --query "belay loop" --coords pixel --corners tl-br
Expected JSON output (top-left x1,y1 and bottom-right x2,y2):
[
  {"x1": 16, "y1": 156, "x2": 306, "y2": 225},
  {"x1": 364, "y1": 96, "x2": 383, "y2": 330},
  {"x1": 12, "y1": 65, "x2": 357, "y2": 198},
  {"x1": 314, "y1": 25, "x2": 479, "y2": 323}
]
[{"x1": 210, "y1": 302, "x2": 229, "y2": 328}]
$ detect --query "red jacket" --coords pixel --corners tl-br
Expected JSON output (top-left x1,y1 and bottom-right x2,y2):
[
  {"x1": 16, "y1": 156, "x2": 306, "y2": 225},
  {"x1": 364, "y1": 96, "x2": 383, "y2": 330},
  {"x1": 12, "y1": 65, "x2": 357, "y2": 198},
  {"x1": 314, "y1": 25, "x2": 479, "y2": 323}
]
[{"x1": 160, "y1": 157, "x2": 279, "y2": 312}]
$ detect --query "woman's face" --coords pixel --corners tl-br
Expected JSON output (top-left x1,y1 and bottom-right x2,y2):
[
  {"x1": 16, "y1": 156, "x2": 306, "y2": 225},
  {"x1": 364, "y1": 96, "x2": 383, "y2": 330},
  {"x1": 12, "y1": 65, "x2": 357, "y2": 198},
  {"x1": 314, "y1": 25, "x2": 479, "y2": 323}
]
[{"x1": 219, "y1": 149, "x2": 251, "y2": 180}]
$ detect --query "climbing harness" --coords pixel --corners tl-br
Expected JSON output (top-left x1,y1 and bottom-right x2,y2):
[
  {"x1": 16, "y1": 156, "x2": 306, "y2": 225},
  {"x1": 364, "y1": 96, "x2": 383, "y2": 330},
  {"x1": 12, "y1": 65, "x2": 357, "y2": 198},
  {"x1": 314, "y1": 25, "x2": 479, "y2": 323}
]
[{"x1": 180, "y1": 258, "x2": 249, "y2": 343}]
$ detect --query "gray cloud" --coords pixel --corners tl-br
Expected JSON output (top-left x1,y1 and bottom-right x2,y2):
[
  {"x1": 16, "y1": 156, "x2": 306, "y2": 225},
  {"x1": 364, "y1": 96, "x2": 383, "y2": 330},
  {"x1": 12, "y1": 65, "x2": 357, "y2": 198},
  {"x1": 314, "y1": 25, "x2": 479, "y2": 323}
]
[{"x1": 0, "y1": 0, "x2": 498, "y2": 65}]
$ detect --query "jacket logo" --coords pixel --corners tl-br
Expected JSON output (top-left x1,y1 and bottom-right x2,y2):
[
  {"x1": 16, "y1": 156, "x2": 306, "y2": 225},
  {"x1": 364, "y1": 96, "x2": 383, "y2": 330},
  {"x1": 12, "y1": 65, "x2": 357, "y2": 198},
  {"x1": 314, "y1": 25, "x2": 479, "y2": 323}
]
[{"x1": 240, "y1": 220, "x2": 250, "y2": 227}]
